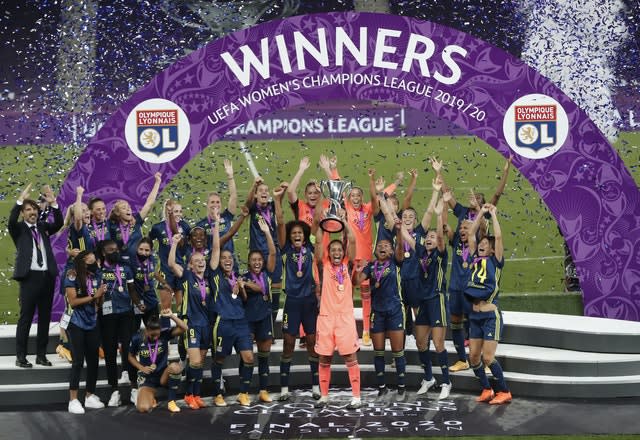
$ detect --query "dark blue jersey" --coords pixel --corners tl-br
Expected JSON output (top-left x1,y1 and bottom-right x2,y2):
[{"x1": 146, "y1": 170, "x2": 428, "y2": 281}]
[
  {"x1": 363, "y1": 259, "x2": 403, "y2": 312},
  {"x1": 282, "y1": 242, "x2": 315, "y2": 299},
  {"x1": 196, "y1": 209, "x2": 235, "y2": 253},
  {"x1": 416, "y1": 245, "x2": 448, "y2": 300},
  {"x1": 465, "y1": 254, "x2": 504, "y2": 307},
  {"x1": 88, "y1": 220, "x2": 111, "y2": 248},
  {"x1": 242, "y1": 270, "x2": 271, "y2": 321},
  {"x1": 100, "y1": 263, "x2": 135, "y2": 314},
  {"x1": 249, "y1": 201, "x2": 278, "y2": 255},
  {"x1": 210, "y1": 267, "x2": 245, "y2": 320},
  {"x1": 128, "y1": 255, "x2": 159, "y2": 310},
  {"x1": 129, "y1": 328, "x2": 173, "y2": 373},
  {"x1": 449, "y1": 230, "x2": 472, "y2": 291},
  {"x1": 67, "y1": 224, "x2": 94, "y2": 257},
  {"x1": 400, "y1": 225, "x2": 425, "y2": 281},
  {"x1": 149, "y1": 220, "x2": 191, "y2": 272},
  {"x1": 108, "y1": 213, "x2": 144, "y2": 257},
  {"x1": 374, "y1": 211, "x2": 395, "y2": 248},
  {"x1": 64, "y1": 270, "x2": 101, "y2": 330},
  {"x1": 180, "y1": 270, "x2": 213, "y2": 326}
]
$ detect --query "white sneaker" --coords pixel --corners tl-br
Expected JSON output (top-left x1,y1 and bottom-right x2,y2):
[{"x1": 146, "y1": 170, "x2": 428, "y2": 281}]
[
  {"x1": 130, "y1": 388, "x2": 139, "y2": 405},
  {"x1": 278, "y1": 387, "x2": 290, "y2": 401},
  {"x1": 416, "y1": 378, "x2": 436, "y2": 395},
  {"x1": 85, "y1": 394, "x2": 105, "y2": 409},
  {"x1": 108, "y1": 390, "x2": 121, "y2": 407},
  {"x1": 438, "y1": 383, "x2": 452, "y2": 400},
  {"x1": 220, "y1": 375, "x2": 226, "y2": 393},
  {"x1": 314, "y1": 395, "x2": 329, "y2": 408},
  {"x1": 119, "y1": 371, "x2": 130, "y2": 384},
  {"x1": 346, "y1": 397, "x2": 362, "y2": 409},
  {"x1": 68, "y1": 399, "x2": 85, "y2": 414},
  {"x1": 312, "y1": 385, "x2": 321, "y2": 400}
]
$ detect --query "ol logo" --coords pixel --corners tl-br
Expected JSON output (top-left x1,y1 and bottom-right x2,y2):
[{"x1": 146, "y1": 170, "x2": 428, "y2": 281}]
[
  {"x1": 502, "y1": 94, "x2": 569, "y2": 160},
  {"x1": 125, "y1": 98, "x2": 191, "y2": 164}
]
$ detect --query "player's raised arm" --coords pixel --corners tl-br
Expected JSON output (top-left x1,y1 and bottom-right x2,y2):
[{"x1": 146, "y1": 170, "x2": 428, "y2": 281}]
[
  {"x1": 434, "y1": 197, "x2": 446, "y2": 253},
  {"x1": 244, "y1": 176, "x2": 262, "y2": 210},
  {"x1": 287, "y1": 157, "x2": 310, "y2": 204},
  {"x1": 168, "y1": 233, "x2": 184, "y2": 278},
  {"x1": 467, "y1": 204, "x2": 488, "y2": 256},
  {"x1": 487, "y1": 204, "x2": 503, "y2": 261},
  {"x1": 420, "y1": 178, "x2": 441, "y2": 230},
  {"x1": 489, "y1": 156, "x2": 512, "y2": 207},
  {"x1": 274, "y1": 182, "x2": 287, "y2": 248},
  {"x1": 368, "y1": 168, "x2": 379, "y2": 214},
  {"x1": 402, "y1": 169, "x2": 418, "y2": 210},
  {"x1": 224, "y1": 159, "x2": 238, "y2": 215},
  {"x1": 139, "y1": 172, "x2": 162, "y2": 219},
  {"x1": 209, "y1": 209, "x2": 221, "y2": 271}
]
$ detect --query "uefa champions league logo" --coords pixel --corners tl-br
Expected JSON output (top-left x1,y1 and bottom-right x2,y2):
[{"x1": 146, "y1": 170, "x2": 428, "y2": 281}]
[
  {"x1": 503, "y1": 94, "x2": 569, "y2": 159},
  {"x1": 125, "y1": 98, "x2": 191, "y2": 164}
]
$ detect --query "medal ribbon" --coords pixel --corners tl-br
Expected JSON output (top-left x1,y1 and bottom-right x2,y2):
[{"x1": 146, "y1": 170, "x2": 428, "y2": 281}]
[
  {"x1": 373, "y1": 260, "x2": 390, "y2": 286},
  {"x1": 86, "y1": 275, "x2": 94, "y2": 297},
  {"x1": 138, "y1": 256, "x2": 149, "y2": 288},
  {"x1": 92, "y1": 220, "x2": 106, "y2": 244},
  {"x1": 119, "y1": 222, "x2": 130, "y2": 245},
  {"x1": 164, "y1": 220, "x2": 174, "y2": 244},
  {"x1": 357, "y1": 208, "x2": 365, "y2": 231},
  {"x1": 251, "y1": 271, "x2": 265, "y2": 294},
  {"x1": 403, "y1": 231, "x2": 415, "y2": 255},
  {"x1": 462, "y1": 242, "x2": 469, "y2": 263},
  {"x1": 228, "y1": 272, "x2": 237, "y2": 291},
  {"x1": 114, "y1": 264, "x2": 123, "y2": 291},
  {"x1": 258, "y1": 205, "x2": 272, "y2": 227},
  {"x1": 332, "y1": 264, "x2": 344, "y2": 285},
  {"x1": 197, "y1": 276, "x2": 207, "y2": 303},
  {"x1": 147, "y1": 338, "x2": 159, "y2": 365},
  {"x1": 472, "y1": 255, "x2": 488, "y2": 266},
  {"x1": 297, "y1": 247, "x2": 305, "y2": 274}
]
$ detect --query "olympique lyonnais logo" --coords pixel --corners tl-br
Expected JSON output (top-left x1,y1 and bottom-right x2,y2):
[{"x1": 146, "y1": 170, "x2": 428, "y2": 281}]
[
  {"x1": 136, "y1": 109, "x2": 179, "y2": 156},
  {"x1": 514, "y1": 105, "x2": 556, "y2": 150},
  {"x1": 125, "y1": 98, "x2": 190, "y2": 164},
  {"x1": 503, "y1": 94, "x2": 568, "y2": 160}
]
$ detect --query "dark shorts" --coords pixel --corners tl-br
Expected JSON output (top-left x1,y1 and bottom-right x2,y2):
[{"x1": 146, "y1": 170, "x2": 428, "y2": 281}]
[
  {"x1": 159, "y1": 268, "x2": 182, "y2": 291},
  {"x1": 448, "y1": 288, "x2": 470, "y2": 316},
  {"x1": 415, "y1": 294, "x2": 448, "y2": 327},
  {"x1": 214, "y1": 318, "x2": 253, "y2": 357},
  {"x1": 137, "y1": 370, "x2": 163, "y2": 388},
  {"x1": 469, "y1": 310, "x2": 503, "y2": 341},
  {"x1": 248, "y1": 315, "x2": 273, "y2": 341},
  {"x1": 281, "y1": 295, "x2": 318, "y2": 336},
  {"x1": 185, "y1": 325, "x2": 212, "y2": 350},
  {"x1": 401, "y1": 277, "x2": 424, "y2": 308},
  {"x1": 370, "y1": 306, "x2": 405, "y2": 333}
]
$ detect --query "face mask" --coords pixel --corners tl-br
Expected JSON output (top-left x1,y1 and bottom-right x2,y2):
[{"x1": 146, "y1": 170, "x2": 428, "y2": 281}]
[
  {"x1": 137, "y1": 253, "x2": 150, "y2": 261},
  {"x1": 87, "y1": 262, "x2": 99, "y2": 273},
  {"x1": 105, "y1": 252, "x2": 120, "y2": 265}
]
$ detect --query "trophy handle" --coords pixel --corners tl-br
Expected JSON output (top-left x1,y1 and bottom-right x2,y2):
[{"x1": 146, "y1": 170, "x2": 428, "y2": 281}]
[
  {"x1": 343, "y1": 181, "x2": 352, "y2": 199},
  {"x1": 320, "y1": 180, "x2": 329, "y2": 196}
]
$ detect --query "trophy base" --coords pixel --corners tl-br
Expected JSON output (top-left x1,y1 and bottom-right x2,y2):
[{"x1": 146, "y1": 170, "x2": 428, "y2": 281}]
[{"x1": 320, "y1": 217, "x2": 344, "y2": 233}]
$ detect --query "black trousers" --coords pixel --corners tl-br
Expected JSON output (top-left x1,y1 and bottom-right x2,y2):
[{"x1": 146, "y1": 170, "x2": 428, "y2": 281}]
[
  {"x1": 67, "y1": 322, "x2": 100, "y2": 393},
  {"x1": 16, "y1": 270, "x2": 54, "y2": 358},
  {"x1": 99, "y1": 311, "x2": 135, "y2": 389}
]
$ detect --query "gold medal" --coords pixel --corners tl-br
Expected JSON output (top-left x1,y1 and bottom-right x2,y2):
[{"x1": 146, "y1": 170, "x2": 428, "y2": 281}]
[
  {"x1": 232, "y1": 293, "x2": 238, "y2": 299},
  {"x1": 118, "y1": 286, "x2": 124, "y2": 292},
  {"x1": 201, "y1": 300, "x2": 206, "y2": 306},
  {"x1": 375, "y1": 282, "x2": 380, "y2": 289},
  {"x1": 338, "y1": 284, "x2": 344, "y2": 291},
  {"x1": 404, "y1": 251, "x2": 410, "y2": 258},
  {"x1": 296, "y1": 270, "x2": 303, "y2": 278},
  {"x1": 149, "y1": 363, "x2": 156, "y2": 371},
  {"x1": 462, "y1": 262, "x2": 469, "y2": 269}
]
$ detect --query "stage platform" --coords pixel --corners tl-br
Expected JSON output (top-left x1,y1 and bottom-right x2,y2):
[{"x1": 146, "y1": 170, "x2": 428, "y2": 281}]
[{"x1": 1, "y1": 310, "x2": 640, "y2": 407}]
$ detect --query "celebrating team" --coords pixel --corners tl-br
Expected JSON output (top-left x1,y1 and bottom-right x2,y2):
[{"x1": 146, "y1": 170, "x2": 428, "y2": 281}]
[{"x1": 37, "y1": 153, "x2": 512, "y2": 413}]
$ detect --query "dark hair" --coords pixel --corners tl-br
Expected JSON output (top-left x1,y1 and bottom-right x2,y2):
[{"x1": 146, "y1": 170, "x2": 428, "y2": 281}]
[
  {"x1": 96, "y1": 239, "x2": 117, "y2": 263},
  {"x1": 136, "y1": 236, "x2": 153, "y2": 251},
  {"x1": 248, "y1": 249, "x2": 263, "y2": 261},
  {"x1": 327, "y1": 239, "x2": 345, "y2": 256},
  {"x1": 483, "y1": 235, "x2": 496, "y2": 250},
  {"x1": 145, "y1": 315, "x2": 162, "y2": 331},
  {"x1": 88, "y1": 197, "x2": 105, "y2": 211},
  {"x1": 21, "y1": 199, "x2": 39, "y2": 211},
  {"x1": 73, "y1": 250, "x2": 93, "y2": 297},
  {"x1": 285, "y1": 220, "x2": 311, "y2": 244}
]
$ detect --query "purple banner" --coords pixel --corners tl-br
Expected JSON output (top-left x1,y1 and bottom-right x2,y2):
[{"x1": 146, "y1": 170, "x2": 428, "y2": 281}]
[{"x1": 50, "y1": 12, "x2": 639, "y2": 321}]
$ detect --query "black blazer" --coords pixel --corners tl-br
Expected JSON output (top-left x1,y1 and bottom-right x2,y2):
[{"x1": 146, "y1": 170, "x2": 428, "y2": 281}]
[{"x1": 8, "y1": 202, "x2": 63, "y2": 281}]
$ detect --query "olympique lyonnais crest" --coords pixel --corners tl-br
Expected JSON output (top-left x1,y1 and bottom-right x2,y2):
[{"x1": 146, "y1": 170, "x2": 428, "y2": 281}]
[
  {"x1": 514, "y1": 104, "x2": 557, "y2": 151},
  {"x1": 136, "y1": 109, "x2": 179, "y2": 156},
  {"x1": 125, "y1": 98, "x2": 190, "y2": 164},
  {"x1": 502, "y1": 94, "x2": 568, "y2": 160}
]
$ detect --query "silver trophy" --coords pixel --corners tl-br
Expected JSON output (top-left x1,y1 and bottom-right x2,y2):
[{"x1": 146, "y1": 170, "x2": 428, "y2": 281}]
[{"x1": 319, "y1": 179, "x2": 352, "y2": 233}]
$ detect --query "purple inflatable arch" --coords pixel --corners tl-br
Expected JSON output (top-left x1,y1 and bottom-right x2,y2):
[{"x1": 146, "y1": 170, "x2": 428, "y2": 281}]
[{"x1": 55, "y1": 12, "x2": 640, "y2": 320}]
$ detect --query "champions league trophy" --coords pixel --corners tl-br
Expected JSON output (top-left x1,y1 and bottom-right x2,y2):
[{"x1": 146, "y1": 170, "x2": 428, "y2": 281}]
[{"x1": 319, "y1": 179, "x2": 352, "y2": 233}]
